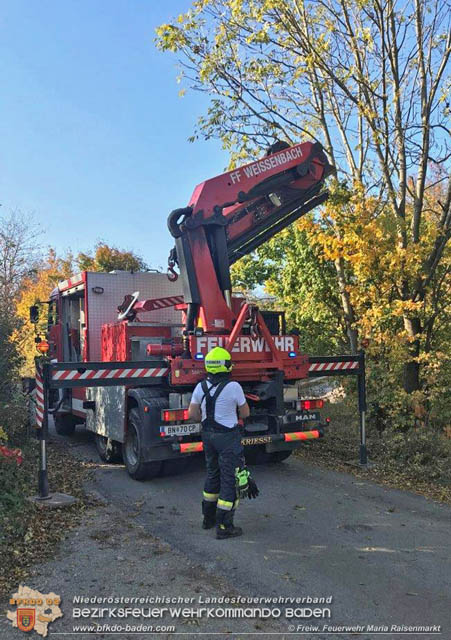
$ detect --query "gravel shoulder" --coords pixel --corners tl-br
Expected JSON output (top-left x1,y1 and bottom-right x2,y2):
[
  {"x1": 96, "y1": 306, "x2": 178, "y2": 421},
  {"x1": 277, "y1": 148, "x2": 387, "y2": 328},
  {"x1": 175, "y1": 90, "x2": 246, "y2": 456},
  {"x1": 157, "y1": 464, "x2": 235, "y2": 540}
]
[
  {"x1": 0, "y1": 490, "x2": 286, "y2": 639},
  {"x1": 1, "y1": 418, "x2": 450, "y2": 640}
]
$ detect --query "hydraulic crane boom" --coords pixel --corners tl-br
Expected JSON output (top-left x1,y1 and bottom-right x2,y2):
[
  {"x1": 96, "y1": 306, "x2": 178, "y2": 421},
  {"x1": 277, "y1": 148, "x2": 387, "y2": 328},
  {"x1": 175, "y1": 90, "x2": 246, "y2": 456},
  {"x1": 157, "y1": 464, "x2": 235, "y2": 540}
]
[
  {"x1": 167, "y1": 140, "x2": 333, "y2": 338},
  {"x1": 38, "y1": 140, "x2": 367, "y2": 485}
]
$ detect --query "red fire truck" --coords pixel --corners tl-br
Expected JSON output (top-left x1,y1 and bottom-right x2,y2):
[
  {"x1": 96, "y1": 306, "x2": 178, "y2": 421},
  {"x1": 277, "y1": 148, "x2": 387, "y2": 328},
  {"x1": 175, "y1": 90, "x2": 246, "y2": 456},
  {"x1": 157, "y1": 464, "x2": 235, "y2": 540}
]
[{"x1": 39, "y1": 140, "x2": 334, "y2": 480}]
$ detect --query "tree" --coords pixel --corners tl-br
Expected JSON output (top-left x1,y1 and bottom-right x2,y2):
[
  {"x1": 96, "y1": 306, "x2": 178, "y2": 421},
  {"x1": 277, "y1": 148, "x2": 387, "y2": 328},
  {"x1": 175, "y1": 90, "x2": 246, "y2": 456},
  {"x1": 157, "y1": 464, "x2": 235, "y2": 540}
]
[
  {"x1": 14, "y1": 250, "x2": 74, "y2": 375},
  {"x1": 157, "y1": 0, "x2": 451, "y2": 393},
  {"x1": 0, "y1": 209, "x2": 42, "y2": 394},
  {"x1": 76, "y1": 242, "x2": 148, "y2": 273},
  {"x1": 0, "y1": 315, "x2": 23, "y2": 400},
  {"x1": 231, "y1": 226, "x2": 347, "y2": 354},
  {"x1": 0, "y1": 209, "x2": 42, "y2": 313}
]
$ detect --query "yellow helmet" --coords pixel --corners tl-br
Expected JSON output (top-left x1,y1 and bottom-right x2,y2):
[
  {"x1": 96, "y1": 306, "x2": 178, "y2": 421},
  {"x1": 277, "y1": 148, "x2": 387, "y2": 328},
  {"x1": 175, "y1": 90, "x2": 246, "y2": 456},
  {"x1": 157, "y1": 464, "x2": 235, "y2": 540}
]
[{"x1": 205, "y1": 347, "x2": 232, "y2": 374}]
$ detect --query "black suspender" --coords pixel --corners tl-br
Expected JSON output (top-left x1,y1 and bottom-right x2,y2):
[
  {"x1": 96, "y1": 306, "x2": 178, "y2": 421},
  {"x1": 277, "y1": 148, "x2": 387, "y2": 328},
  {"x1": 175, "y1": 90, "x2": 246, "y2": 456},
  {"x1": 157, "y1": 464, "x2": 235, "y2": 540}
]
[{"x1": 200, "y1": 380, "x2": 232, "y2": 428}]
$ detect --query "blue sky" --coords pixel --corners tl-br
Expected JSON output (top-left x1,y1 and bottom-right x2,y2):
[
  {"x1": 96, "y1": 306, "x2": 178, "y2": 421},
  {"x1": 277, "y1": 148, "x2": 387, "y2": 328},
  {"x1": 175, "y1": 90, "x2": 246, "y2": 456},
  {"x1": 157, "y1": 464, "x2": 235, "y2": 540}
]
[{"x1": 0, "y1": 0, "x2": 229, "y2": 270}]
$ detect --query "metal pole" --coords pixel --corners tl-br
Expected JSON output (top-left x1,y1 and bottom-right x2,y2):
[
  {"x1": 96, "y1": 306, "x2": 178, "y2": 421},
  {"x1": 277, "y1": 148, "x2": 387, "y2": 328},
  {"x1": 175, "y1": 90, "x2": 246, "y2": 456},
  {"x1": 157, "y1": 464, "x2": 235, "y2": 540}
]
[
  {"x1": 358, "y1": 350, "x2": 368, "y2": 465},
  {"x1": 37, "y1": 361, "x2": 50, "y2": 499}
]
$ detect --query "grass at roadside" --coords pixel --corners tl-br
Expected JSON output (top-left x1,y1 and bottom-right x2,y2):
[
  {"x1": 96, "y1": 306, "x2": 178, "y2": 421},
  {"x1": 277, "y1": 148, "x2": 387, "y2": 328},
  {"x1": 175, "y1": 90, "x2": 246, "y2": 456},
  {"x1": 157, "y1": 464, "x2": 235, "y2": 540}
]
[
  {"x1": 0, "y1": 434, "x2": 91, "y2": 600},
  {"x1": 295, "y1": 397, "x2": 451, "y2": 505}
]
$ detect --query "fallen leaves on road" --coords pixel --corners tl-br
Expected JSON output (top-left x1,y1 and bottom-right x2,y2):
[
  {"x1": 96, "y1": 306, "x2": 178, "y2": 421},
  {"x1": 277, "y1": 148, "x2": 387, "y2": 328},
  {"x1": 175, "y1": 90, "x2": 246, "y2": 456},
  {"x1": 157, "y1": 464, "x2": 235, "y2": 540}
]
[
  {"x1": 294, "y1": 400, "x2": 451, "y2": 505},
  {"x1": 0, "y1": 437, "x2": 91, "y2": 600}
]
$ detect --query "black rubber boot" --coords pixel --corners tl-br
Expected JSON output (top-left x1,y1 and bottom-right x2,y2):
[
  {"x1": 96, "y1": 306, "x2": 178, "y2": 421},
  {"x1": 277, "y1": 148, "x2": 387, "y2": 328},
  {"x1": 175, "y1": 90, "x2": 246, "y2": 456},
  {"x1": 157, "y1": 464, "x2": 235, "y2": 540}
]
[
  {"x1": 216, "y1": 509, "x2": 243, "y2": 539},
  {"x1": 202, "y1": 500, "x2": 217, "y2": 530}
]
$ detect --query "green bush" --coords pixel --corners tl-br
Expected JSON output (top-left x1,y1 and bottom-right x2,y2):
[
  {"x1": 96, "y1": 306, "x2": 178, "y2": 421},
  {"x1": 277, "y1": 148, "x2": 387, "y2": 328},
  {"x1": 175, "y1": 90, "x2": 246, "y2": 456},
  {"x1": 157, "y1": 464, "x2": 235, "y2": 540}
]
[
  {"x1": 0, "y1": 380, "x2": 35, "y2": 555},
  {"x1": 0, "y1": 393, "x2": 30, "y2": 446},
  {"x1": 0, "y1": 438, "x2": 37, "y2": 554},
  {"x1": 0, "y1": 315, "x2": 23, "y2": 402}
]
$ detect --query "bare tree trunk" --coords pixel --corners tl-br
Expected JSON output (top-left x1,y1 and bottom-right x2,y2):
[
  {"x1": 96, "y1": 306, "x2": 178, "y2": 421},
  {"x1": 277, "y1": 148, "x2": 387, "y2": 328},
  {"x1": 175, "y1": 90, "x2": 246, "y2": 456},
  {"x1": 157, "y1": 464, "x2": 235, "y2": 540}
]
[
  {"x1": 334, "y1": 257, "x2": 358, "y2": 353},
  {"x1": 402, "y1": 315, "x2": 422, "y2": 392}
]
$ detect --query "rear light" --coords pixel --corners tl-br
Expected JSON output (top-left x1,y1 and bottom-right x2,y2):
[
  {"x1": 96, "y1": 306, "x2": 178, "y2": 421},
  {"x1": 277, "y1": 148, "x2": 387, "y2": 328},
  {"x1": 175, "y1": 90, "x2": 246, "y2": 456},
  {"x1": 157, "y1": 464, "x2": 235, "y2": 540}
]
[
  {"x1": 162, "y1": 409, "x2": 190, "y2": 422},
  {"x1": 298, "y1": 399, "x2": 324, "y2": 410},
  {"x1": 36, "y1": 340, "x2": 50, "y2": 354}
]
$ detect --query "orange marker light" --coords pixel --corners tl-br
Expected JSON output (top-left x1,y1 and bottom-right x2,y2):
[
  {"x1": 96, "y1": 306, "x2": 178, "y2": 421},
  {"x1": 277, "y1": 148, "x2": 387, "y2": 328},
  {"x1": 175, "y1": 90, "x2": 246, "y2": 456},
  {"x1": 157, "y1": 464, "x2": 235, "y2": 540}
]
[{"x1": 36, "y1": 340, "x2": 50, "y2": 354}]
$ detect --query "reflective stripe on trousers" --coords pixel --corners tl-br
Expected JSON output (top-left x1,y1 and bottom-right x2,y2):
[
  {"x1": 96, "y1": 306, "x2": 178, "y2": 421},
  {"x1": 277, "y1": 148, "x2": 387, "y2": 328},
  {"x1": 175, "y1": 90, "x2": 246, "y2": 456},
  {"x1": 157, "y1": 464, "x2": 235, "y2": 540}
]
[{"x1": 202, "y1": 428, "x2": 244, "y2": 508}]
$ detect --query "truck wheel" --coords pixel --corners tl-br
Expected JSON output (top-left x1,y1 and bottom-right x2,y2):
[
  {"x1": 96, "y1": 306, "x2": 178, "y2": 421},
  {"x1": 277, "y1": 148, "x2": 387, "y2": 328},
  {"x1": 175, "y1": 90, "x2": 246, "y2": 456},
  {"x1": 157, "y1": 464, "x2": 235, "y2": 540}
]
[
  {"x1": 95, "y1": 434, "x2": 122, "y2": 463},
  {"x1": 124, "y1": 408, "x2": 162, "y2": 481},
  {"x1": 268, "y1": 450, "x2": 292, "y2": 463},
  {"x1": 54, "y1": 413, "x2": 77, "y2": 436}
]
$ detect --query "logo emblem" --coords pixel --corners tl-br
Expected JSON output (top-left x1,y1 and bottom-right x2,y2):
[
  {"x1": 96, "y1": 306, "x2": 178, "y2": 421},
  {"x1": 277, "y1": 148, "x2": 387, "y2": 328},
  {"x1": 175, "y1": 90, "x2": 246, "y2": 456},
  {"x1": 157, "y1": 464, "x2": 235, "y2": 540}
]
[
  {"x1": 8, "y1": 587, "x2": 62, "y2": 636},
  {"x1": 17, "y1": 608, "x2": 35, "y2": 632}
]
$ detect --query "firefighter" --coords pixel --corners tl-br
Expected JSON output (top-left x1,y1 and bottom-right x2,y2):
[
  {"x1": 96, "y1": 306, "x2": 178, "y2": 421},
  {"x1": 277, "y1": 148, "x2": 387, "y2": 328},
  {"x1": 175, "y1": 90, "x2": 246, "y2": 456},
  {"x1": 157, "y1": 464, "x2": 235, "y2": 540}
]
[{"x1": 189, "y1": 346, "x2": 259, "y2": 539}]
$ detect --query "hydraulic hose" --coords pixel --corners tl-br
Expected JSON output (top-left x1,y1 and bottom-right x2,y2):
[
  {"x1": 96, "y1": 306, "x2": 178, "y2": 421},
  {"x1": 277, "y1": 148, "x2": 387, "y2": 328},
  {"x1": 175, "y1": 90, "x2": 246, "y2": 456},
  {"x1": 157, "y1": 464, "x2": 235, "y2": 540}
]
[{"x1": 167, "y1": 207, "x2": 193, "y2": 238}]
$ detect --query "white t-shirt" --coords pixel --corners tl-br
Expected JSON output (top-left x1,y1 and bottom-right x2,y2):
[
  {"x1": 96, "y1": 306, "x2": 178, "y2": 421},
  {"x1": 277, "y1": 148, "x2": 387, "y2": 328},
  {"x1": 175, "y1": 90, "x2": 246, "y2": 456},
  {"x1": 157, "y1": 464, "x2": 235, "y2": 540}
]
[{"x1": 191, "y1": 380, "x2": 247, "y2": 429}]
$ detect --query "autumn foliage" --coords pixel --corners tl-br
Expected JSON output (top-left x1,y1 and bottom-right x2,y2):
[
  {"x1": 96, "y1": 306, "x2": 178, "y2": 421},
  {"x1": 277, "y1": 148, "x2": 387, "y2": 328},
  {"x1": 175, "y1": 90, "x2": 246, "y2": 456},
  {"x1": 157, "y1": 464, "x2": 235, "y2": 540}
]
[{"x1": 158, "y1": 0, "x2": 451, "y2": 434}]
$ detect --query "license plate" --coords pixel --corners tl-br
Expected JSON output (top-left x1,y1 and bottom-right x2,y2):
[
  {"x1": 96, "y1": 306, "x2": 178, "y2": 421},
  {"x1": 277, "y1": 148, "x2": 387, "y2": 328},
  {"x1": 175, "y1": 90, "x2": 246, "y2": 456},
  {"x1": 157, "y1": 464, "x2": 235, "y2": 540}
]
[{"x1": 160, "y1": 423, "x2": 201, "y2": 437}]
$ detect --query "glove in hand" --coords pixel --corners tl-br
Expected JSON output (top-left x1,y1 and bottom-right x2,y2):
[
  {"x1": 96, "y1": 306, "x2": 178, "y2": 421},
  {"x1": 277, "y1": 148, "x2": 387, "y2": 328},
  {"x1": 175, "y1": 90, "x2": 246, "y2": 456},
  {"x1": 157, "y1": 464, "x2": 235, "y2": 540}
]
[
  {"x1": 247, "y1": 477, "x2": 259, "y2": 499},
  {"x1": 235, "y1": 467, "x2": 250, "y2": 499}
]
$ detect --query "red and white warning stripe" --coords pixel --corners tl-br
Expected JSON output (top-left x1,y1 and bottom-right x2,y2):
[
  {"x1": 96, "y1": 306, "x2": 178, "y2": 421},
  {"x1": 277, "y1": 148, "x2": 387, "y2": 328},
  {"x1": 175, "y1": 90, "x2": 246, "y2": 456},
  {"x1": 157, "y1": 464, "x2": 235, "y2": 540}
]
[
  {"x1": 308, "y1": 361, "x2": 359, "y2": 373},
  {"x1": 151, "y1": 296, "x2": 184, "y2": 309},
  {"x1": 51, "y1": 367, "x2": 169, "y2": 382},
  {"x1": 35, "y1": 366, "x2": 45, "y2": 428},
  {"x1": 135, "y1": 295, "x2": 184, "y2": 312}
]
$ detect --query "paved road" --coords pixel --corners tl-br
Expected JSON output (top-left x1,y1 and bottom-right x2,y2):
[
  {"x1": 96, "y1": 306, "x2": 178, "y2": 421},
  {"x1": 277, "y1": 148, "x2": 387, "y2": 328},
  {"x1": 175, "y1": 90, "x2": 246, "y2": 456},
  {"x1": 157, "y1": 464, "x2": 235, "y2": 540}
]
[{"x1": 55, "y1": 425, "x2": 450, "y2": 636}]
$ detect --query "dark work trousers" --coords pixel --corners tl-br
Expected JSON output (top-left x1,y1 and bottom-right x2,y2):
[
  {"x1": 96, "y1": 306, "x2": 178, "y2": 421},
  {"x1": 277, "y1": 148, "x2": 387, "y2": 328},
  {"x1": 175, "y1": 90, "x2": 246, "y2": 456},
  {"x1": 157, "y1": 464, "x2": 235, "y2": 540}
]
[{"x1": 202, "y1": 427, "x2": 244, "y2": 511}]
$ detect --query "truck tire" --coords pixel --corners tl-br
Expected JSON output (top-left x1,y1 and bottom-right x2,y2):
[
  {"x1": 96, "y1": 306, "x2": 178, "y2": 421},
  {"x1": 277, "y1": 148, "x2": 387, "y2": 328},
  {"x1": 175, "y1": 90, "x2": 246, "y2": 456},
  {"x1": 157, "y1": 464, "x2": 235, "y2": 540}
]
[
  {"x1": 95, "y1": 434, "x2": 122, "y2": 463},
  {"x1": 123, "y1": 407, "x2": 163, "y2": 481},
  {"x1": 54, "y1": 413, "x2": 77, "y2": 436}
]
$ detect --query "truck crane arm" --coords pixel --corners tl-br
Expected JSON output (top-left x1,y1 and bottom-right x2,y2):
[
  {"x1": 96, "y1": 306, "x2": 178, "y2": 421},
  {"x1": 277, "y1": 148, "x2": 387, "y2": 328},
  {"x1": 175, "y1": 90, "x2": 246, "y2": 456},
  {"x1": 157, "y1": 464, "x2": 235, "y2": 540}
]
[{"x1": 167, "y1": 140, "x2": 333, "y2": 336}]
